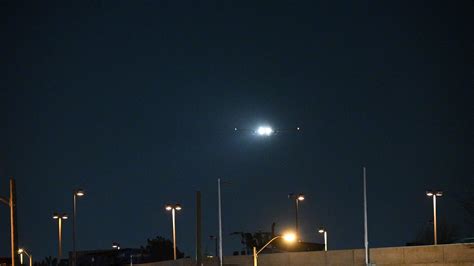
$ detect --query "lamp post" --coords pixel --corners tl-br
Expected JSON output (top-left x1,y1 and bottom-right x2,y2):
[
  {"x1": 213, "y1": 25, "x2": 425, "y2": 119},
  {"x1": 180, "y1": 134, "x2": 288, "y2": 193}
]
[
  {"x1": 73, "y1": 188, "x2": 85, "y2": 266},
  {"x1": 288, "y1": 193, "x2": 305, "y2": 239},
  {"x1": 18, "y1": 248, "x2": 32, "y2": 266},
  {"x1": 52, "y1": 212, "x2": 68, "y2": 259},
  {"x1": 165, "y1": 204, "x2": 182, "y2": 260},
  {"x1": 426, "y1": 190, "x2": 443, "y2": 245},
  {"x1": 209, "y1": 235, "x2": 218, "y2": 258},
  {"x1": 253, "y1": 233, "x2": 296, "y2": 266},
  {"x1": 318, "y1": 228, "x2": 328, "y2": 251}
]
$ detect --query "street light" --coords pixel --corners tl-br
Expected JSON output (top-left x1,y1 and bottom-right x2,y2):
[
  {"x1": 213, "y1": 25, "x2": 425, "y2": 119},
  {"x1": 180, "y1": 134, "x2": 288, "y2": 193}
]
[
  {"x1": 112, "y1": 242, "x2": 121, "y2": 250},
  {"x1": 73, "y1": 188, "x2": 85, "y2": 266},
  {"x1": 52, "y1": 212, "x2": 68, "y2": 259},
  {"x1": 18, "y1": 248, "x2": 32, "y2": 266},
  {"x1": 253, "y1": 232, "x2": 296, "y2": 266},
  {"x1": 426, "y1": 190, "x2": 443, "y2": 245},
  {"x1": 288, "y1": 193, "x2": 305, "y2": 239},
  {"x1": 256, "y1": 126, "x2": 273, "y2": 136},
  {"x1": 318, "y1": 227, "x2": 328, "y2": 251},
  {"x1": 165, "y1": 203, "x2": 182, "y2": 260}
]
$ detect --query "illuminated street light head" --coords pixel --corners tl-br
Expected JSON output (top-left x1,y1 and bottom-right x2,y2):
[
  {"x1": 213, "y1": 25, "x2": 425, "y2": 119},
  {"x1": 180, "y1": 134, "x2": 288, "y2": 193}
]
[
  {"x1": 282, "y1": 232, "x2": 297, "y2": 242},
  {"x1": 426, "y1": 191, "x2": 434, "y2": 197},
  {"x1": 112, "y1": 242, "x2": 120, "y2": 249},
  {"x1": 18, "y1": 248, "x2": 24, "y2": 254},
  {"x1": 318, "y1": 228, "x2": 325, "y2": 234},
  {"x1": 52, "y1": 213, "x2": 59, "y2": 219},
  {"x1": 256, "y1": 126, "x2": 273, "y2": 136},
  {"x1": 62, "y1": 214, "x2": 68, "y2": 220},
  {"x1": 297, "y1": 194, "x2": 305, "y2": 201},
  {"x1": 75, "y1": 189, "x2": 85, "y2": 197},
  {"x1": 165, "y1": 205, "x2": 173, "y2": 211},
  {"x1": 435, "y1": 191, "x2": 443, "y2": 197},
  {"x1": 175, "y1": 204, "x2": 182, "y2": 211}
]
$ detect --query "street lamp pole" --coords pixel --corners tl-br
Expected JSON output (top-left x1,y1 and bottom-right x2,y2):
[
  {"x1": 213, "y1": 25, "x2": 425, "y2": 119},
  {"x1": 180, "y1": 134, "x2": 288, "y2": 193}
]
[
  {"x1": 217, "y1": 178, "x2": 223, "y2": 266},
  {"x1": 288, "y1": 193, "x2": 305, "y2": 239},
  {"x1": 318, "y1": 228, "x2": 328, "y2": 251},
  {"x1": 253, "y1": 233, "x2": 296, "y2": 266},
  {"x1": 18, "y1": 249, "x2": 32, "y2": 266},
  {"x1": 426, "y1": 190, "x2": 443, "y2": 245},
  {"x1": 165, "y1": 204, "x2": 182, "y2": 260},
  {"x1": 53, "y1": 213, "x2": 68, "y2": 259},
  {"x1": 172, "y1": 208, "x2": 176, "y2": 259},
  {"x1": 73, "y1": 189, "x2": 85, "y2": 266}
]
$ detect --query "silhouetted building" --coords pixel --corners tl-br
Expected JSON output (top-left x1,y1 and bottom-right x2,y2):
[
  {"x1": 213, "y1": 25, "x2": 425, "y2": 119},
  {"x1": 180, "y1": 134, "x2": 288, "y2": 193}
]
[{"x1": 70, "y1": 248, "x2": 144, "y2": 266}]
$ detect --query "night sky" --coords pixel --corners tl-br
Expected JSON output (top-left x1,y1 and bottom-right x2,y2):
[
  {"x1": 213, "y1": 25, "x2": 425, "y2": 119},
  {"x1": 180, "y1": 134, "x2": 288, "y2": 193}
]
[{"x1": 1, "y1": 0, "x2": 472, "y2": 260}]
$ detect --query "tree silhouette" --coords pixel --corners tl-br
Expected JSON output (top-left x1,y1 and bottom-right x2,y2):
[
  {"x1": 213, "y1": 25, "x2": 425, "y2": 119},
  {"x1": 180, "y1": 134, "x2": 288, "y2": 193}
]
[
  {"x1": 140, "y1": 236, "x2": 184, "y2": 262},
  {"x1": 411, "y1": 219, "x2": 459, "y2": 245}
]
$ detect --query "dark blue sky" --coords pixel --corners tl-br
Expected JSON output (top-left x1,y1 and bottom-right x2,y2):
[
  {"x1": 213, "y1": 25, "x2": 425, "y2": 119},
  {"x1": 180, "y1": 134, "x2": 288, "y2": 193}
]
[{"x1": 1, "y1": 0, "x2": 472, "y2": 260}]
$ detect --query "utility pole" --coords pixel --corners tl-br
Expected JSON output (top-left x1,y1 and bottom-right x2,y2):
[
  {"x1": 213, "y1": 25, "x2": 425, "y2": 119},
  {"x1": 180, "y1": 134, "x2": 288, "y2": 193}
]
[{"x1": 0, "y1": 177, "x2": 19, "y2": 266}]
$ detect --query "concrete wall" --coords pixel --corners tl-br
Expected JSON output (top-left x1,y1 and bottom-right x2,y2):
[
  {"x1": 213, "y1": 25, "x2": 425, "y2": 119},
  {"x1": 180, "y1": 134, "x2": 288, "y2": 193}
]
[{"x1": 133, "y1": 243, "x2": 474, "y2": 266}]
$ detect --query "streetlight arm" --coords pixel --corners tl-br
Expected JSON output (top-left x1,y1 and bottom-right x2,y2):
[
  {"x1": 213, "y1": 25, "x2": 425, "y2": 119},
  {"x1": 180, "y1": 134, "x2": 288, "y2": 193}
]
[{"x1": 256, "y1": 236, "x2": 281, "y2": 255}]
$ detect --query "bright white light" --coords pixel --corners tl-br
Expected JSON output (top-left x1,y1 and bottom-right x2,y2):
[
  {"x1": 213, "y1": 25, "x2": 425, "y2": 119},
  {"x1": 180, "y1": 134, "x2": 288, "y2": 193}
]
[
  {"x1": 256, "y1": 126, "x2": 273, "y2": 136},
  {"x1": 282, "y1": 233, "x2": 296, "y2": 242}
]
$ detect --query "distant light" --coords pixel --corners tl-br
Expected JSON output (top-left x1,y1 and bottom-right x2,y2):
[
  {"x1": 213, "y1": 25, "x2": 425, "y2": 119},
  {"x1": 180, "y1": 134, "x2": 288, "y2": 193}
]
[
  {"x1": 282, "y1": 233, "x2": 296, "y2": 242},
  {"x1": 234, "y1": 128, "x2": 238, "y2": 131},
  {"x1": 256, "y1": 126, "x2": 273, "y2": 136},
  {"x1": 297, "y1": 195, "x2": 305, "y2": 201},
  {"x1": 296, "y1": 127, "x2": 300, "y2": 131},
  {"x1": 76, "y1": 189, "x2": 85, "y2": 197},
  {"x1": 112, "y1": 243, "x2": 120, "y2": 250}
]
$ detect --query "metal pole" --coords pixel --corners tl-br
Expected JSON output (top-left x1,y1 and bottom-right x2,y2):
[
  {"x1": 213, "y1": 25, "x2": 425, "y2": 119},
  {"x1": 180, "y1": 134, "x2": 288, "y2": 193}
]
[
  {"x1": 172, "y1": 208, "x2": 177, "y2": 260},
  {"x1": 363, "y1": 167, "x2": 370, "y2": 265},
  {"x1": 29, "y1": 255, "x2": 32, "y2": 266},
  {"x1": 59, "y1": 218, "x2": 63, "y2": 259},
  {"x1": 295, "y1": 198, "x2": 299, "y2": 239},
  {"x1": 196, "y1": 191, "x2": 202, "y2": 266},
  {"x1": 73, "y1": 193, "x2": 77, "y2": 266},
  {"x1": 433, "y1": 195, "x2": 437, "y2": 245},
  {"x1": 10, "y1": 178, "x2": 19, "y2": 266},
  {"x1": 324, "y1": 231, "x2": 327, "y2": 251},
  {"x1": 253, "y1": 246, "x2": 257, "y2": 266},
  {"x1": 218, "y1": 178, "x2": 223, "y2": 266}
]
